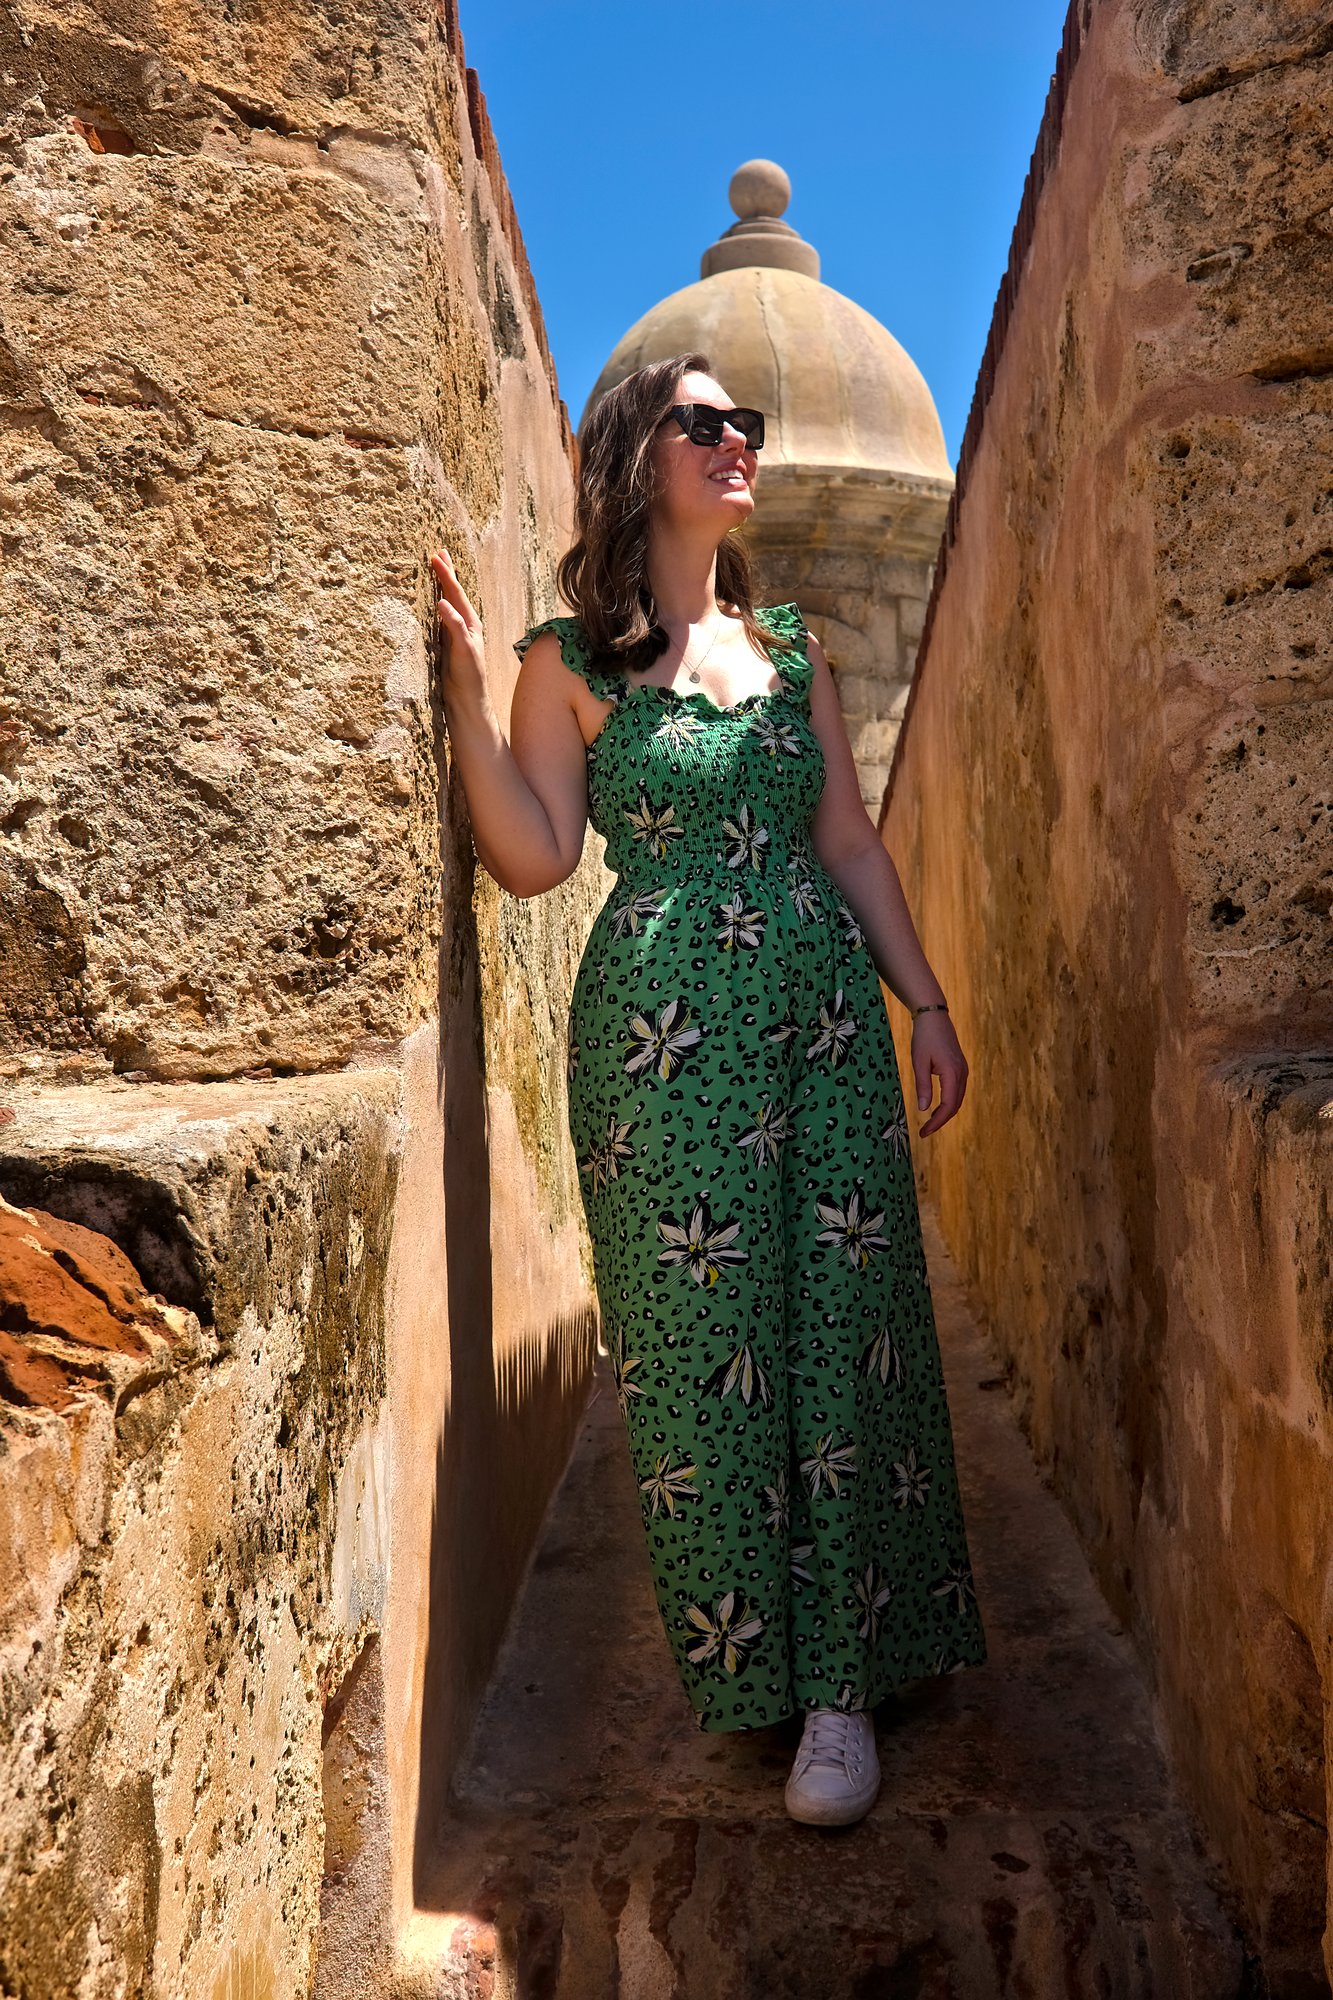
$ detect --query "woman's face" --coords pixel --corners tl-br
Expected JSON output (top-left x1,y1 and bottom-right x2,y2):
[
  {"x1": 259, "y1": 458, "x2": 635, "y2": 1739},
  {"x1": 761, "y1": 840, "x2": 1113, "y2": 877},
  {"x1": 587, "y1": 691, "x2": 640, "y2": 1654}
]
[{"x1": 647, "y1": 369, "x2": 758, "y2": 540}]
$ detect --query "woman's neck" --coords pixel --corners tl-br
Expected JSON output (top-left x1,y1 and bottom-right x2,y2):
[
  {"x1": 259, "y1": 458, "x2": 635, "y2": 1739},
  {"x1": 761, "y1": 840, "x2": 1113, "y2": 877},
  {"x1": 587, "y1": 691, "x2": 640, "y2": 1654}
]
[{"x1": 645, "y1": 530, "x2": 726, "y2": 630}]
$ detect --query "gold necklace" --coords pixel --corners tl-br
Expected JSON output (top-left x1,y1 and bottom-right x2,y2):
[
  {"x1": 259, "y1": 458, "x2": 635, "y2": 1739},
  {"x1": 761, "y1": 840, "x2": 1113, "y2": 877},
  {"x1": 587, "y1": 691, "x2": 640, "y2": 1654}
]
[{"x1": 678, "y1": 611, "x2": 726, "y2": 687}]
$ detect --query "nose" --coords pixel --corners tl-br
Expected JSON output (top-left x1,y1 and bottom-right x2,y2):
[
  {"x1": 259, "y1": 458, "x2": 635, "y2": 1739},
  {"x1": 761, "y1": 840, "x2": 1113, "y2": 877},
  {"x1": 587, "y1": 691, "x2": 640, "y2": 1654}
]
[{"x1": 719, "y1": 417, "x2": 751, "y2": 452}]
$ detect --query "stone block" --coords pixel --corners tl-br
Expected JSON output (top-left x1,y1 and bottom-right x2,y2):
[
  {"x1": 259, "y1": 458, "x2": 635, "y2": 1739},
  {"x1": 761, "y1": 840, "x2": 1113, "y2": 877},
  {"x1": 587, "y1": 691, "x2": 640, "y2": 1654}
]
[
  {"x1": 835, "y1": 671, "x2": 892, "y2": 719},
  {"x1": 0, "y1": 414, "x2": 439, "y2": 1076},
  {"x1": 1124, "y1": 54, "x2": 1333, "y2": 385},
  {"x1": 1135, "y1": 0, "x2": 1333, "y2": 100},
  {"x1": 1153, "y1": 390, "x2": 1333, "y2": 706},
  {"x1": 899, "y1": 592, "x2": 929, "y2": 647},
  {"x1": 0, "y1": 0, "x2": 458, "y2": 164},
  {"x1": 0, "y1": 1074, "x2": 399, "y2": 2000},
  {"x1": 1172, "y1": 700, "x2": 1333, "y2": 1026},
  {"x1": 853, "y1": 718, "x2": 901, "y2": 764},
  {"x1": 0, "y1": 140, "x2": 443, "y2": 451},
  {"x1": 799, "y1": 551, "x2": 872, "y2": 593}
]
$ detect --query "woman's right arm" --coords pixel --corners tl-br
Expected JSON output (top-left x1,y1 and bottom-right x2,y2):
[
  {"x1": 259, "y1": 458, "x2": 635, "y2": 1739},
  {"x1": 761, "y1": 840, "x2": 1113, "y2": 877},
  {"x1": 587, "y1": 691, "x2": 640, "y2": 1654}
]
[{"x1": 432, "y1": 550, "x2": 590, "y2": 898}]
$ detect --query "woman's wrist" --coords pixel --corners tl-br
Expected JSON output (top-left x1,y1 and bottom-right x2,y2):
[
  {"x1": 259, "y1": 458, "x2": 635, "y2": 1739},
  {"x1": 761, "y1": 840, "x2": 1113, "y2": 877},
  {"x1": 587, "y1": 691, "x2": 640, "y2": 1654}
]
[{"x1": 910, "y1": 997, "x2": 949, "y2": 1021}]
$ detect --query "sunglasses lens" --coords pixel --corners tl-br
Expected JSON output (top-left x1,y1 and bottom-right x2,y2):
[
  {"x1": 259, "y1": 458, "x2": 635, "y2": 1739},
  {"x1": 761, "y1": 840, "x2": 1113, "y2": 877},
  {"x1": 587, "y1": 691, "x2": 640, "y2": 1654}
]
[{"x1": 674, "y1": 406, "x2": 765, "y2": 448}]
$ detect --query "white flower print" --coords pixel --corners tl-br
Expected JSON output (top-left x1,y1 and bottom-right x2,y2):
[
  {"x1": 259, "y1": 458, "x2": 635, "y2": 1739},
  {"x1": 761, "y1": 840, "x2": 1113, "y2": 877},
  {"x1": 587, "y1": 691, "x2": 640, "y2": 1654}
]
[
  {"x1": 806, "y1": 989, "x2": 858, "y2": 1067},
  {"x1": 715, "y1": 890, "x2": 767, "y2": 951},
  {"x1": 787, "y1": 873, "x2": 821, "y2": 922},
  {"x1": 625, "y1": 788, "x2": 683, "y2": 858},
  {"x1": 932, "y1": 1649, "x2": 969, "y2": 1676},
  {"x1": 701, "y1": 1341, "x2": 772, "y2": 1408},
  {"x1": 790, "y1": 1542, "x2": 816, "y2": 1585},
  {"x1": 765, "y1": 1014, "x2": 800, "y2": 1046},
  {"x1": 761, "y1": 1466, "x2": 790, "y2": 1533},
  {"x1": 858, "y1": 1324, "x2": 905, "y2": 1388},
  {"x1": 683, "y1": 1589, "x2": 764, "y2": 1673},
  {"x1": 930, "y1": 1561, "x2": 977, "y2": 1615},
  {"x1": 833, "y1": 1681, "x2": 868, "y2": 1712},
  {"x1": 814, "y1": 1188, "x2": 890, "y2": 1270},
  {"x1": 656, "y1": 1200, "x2": 748, "y2": 1287},
  {"x1": 736, "y1": 1098, "x2": 790, "y2": 1170},
  {"x1": 753, "y1": 712, "x2": 802, "y2": 757},
  {"x1": 638, "y1": 1451, "x2": 698, "y2": 1519},
  {"x1": 611, "y1": 887, "x2": 667, "y2": 938},
  {"x1": 578, "y1": 1113, "x2": 637, "y2": 1193},
  {"x1": 566, "y1": 1040, "x2": 580, "y2": 1082},
  {"x1": 625, "y1": 996, "x2": 702, "y2": 1081},
  {"x1": 836, "y1": 900, "x2": 865, "y2": 948},
  {"x1": 800, "y1": 1431, "x2": 858, "y2": 1497},
  {"x1": 853, "y1": 1561, "x2": 894, "y2": 1642},
  {"x1": 892, "y1": 1444, "x2": 933, "y2": 1509},
  {"x1": 720, "y1": 803, "x2": 769, "y2": 871},
  {"x1": 610, "y1": 1327, "x2": 643, "y2": 1420},
  {"x1": 653, "y1": 708, "x2": 706, "y2": 751},
  {"x1": 881, "y1": 1104, "x2": 910, "y2": 1159}
]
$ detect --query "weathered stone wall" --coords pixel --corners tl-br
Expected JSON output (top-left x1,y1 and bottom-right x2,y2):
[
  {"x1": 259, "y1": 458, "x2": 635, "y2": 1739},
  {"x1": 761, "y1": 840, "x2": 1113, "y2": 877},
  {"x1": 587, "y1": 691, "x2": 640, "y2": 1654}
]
[
  {"x1": 0, "y1": 6, "x2": 604, "y2": 1995},
  {"x1": 0, "y1": 1081, "x2": 399, "y2": 2000},
  {"x1": 881, "y1": 0, "x2": 1333, "y2": 1987}
]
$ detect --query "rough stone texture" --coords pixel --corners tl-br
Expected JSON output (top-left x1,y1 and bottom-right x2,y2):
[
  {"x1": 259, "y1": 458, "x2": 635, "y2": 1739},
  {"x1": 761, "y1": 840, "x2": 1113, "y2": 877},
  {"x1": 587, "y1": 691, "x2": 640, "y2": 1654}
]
[
  {"x1": 0, "y1": 8, "x2": 604, "y2": 1995},
  {"x1": 0, "y1": 1075, "x2": 399, "y2": 2000},
  {"x1": 0, "y1": 1194, "x2": 198, "y2": 1410},
  {"x1": 0, "y1": 0, "x2": 581, "y2": 1083},
  {"x1": 403, "y1": 1210, "x2": 1244, "y2": 1999},
  {"x1": 881, "y1": 1, "x2": 1333, "y2": 1989}
]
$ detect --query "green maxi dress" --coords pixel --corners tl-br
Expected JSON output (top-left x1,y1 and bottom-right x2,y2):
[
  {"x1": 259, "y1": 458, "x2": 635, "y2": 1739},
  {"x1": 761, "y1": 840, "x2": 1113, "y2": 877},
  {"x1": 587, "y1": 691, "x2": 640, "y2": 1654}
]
[{"x1": 514, "y1": 602, "x2": 987, "y2": 1732}]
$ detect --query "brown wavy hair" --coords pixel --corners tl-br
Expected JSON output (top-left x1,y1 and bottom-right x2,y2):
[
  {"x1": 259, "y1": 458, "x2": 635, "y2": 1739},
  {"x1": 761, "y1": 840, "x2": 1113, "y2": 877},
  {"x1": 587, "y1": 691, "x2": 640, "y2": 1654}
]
[{"x1": 557, "y1": 351, "x2": 796, "y2": 675}]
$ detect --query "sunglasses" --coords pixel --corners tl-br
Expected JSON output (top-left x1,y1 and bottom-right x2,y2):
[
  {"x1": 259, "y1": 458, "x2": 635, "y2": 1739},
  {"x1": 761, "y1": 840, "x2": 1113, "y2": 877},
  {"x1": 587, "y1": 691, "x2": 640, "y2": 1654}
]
[{"x1": 667, "y1": 403, "x2": 765, "y2": 450}]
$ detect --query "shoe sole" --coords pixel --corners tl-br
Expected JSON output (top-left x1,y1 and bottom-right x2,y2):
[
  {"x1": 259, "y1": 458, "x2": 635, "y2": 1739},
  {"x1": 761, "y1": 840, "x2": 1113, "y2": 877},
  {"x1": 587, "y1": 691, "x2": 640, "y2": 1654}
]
[{"x1": 783, "y1": 1774, "x2": 881, "y2": 1826}]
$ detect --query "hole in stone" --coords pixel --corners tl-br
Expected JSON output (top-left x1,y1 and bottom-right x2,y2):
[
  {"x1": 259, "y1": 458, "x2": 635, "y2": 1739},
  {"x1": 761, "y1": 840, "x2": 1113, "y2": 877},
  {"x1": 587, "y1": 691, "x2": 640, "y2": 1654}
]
[{"x1": 0, "y1": 1164, "x2": 208, "y2": 1317}]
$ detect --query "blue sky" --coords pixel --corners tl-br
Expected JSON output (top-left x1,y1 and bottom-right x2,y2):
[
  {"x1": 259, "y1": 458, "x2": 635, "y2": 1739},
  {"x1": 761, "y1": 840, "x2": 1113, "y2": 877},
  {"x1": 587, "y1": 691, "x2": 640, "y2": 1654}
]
[{"x1": 460, "y1": 2, "x2": 1073, "y2": 467}]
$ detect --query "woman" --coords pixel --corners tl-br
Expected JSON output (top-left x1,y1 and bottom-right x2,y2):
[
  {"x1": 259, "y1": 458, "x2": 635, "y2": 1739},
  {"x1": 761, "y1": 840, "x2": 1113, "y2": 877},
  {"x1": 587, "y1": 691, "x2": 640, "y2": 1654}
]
[{"x1": 431, "y1": 353, "x2": 986, "y2": 1827}]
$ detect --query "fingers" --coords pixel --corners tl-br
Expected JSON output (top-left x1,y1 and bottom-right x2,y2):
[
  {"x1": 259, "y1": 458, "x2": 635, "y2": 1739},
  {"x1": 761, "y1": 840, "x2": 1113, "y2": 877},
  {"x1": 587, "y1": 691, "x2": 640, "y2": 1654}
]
[
  {"x1": 430, "y1": 548, "x2": 481, "y2": 637},
  {"x1": 911, "y1": 1048, "x2": 968, "y2": 1137}
]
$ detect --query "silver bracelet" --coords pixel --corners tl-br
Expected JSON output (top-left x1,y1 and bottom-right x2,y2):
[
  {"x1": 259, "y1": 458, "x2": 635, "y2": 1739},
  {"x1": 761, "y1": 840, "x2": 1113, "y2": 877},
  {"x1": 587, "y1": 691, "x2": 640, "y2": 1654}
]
[{"x1": 911, "y1": 1001, "x2": 949, "y2": 1018}]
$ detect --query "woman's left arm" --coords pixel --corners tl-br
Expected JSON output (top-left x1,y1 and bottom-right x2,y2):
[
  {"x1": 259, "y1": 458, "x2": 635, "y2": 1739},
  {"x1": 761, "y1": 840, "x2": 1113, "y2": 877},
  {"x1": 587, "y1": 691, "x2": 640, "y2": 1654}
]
[{"x1": 804, "y1": 629, "x2": 967, "y2": 1137}]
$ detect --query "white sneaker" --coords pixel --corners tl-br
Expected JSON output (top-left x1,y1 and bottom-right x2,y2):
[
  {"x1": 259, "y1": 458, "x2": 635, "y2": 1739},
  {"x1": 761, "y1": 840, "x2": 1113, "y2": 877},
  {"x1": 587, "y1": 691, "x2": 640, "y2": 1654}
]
[{"x1": 783, "y1": 1706, "x2": 880, "y2": 1826}]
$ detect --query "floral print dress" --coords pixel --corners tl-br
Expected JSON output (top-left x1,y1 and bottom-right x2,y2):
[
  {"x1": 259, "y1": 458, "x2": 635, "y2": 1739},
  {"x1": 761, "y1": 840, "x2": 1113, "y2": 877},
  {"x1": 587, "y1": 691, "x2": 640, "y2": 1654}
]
[{"x1": 513, "y1": 603, "x2": 987, "y2": 1731}]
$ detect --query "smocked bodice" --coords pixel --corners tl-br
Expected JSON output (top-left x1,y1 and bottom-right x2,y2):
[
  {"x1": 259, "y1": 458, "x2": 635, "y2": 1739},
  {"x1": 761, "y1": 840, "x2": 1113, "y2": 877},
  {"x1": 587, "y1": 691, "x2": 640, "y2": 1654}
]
[{"x1": 512, "y1": 604, "x2": 826, "y2": 886}]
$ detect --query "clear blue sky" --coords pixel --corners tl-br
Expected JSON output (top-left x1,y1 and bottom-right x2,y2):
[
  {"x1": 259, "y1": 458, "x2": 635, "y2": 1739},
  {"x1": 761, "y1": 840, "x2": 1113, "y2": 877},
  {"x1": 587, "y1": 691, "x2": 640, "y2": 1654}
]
[{"x1": 459, "y1": 1, "x2": 1072, "y2": 467}]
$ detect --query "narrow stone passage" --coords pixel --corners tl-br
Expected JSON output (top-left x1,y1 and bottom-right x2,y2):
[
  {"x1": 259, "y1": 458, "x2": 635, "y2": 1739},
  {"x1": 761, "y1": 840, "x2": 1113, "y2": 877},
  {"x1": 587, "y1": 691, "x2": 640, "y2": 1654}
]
[{"x1": 408, "y1": 1208, "x2": 1245, "y2": 1999}]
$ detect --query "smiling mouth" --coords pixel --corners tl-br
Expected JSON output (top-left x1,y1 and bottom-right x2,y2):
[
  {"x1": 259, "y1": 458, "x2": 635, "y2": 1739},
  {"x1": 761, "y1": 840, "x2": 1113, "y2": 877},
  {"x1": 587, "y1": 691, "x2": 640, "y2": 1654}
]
[{"x1": 710, "y1": 469, "x2": 749, "y2": 486}]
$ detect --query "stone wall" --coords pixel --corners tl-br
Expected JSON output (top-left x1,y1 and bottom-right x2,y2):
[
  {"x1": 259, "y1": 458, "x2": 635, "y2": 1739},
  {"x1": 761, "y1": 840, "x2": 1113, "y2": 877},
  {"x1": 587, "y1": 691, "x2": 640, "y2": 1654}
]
[
  {"x1": 880, "y1": 0, "x2": 1333, "y2": 1988},
  {"x1": 0, "y1": 5, "x2": 605, "y2": 1995}
]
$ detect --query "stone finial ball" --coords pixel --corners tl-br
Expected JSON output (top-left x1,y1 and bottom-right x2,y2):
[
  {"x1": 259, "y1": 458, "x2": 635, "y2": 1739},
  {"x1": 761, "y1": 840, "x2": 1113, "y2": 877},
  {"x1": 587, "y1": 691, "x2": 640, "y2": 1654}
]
[{"x1": 729, "y1": 159, "x2": 791, "y2": 221}]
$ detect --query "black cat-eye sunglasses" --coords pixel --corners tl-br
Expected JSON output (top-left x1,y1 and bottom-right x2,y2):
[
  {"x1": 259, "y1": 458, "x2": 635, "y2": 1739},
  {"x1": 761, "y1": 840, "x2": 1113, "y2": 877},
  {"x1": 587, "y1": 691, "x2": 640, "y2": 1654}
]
[{"x1": 666, "y1": 403, "x2": 766, "y2": 450}]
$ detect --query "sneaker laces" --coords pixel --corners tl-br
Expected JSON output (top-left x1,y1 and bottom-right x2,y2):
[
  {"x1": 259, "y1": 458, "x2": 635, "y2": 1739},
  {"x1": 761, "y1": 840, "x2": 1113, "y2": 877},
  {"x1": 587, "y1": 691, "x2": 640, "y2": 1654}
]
[{"x1": 801, "y1": 1708, "x2": 863, "y2": 1772}]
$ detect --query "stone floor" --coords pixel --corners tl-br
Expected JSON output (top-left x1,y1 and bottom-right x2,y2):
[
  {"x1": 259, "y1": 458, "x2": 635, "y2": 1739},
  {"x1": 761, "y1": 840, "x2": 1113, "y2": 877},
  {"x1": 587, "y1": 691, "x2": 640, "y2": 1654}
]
[{"x1": 406, "y1": 1208, "x2": 1247, "y2": 1999}]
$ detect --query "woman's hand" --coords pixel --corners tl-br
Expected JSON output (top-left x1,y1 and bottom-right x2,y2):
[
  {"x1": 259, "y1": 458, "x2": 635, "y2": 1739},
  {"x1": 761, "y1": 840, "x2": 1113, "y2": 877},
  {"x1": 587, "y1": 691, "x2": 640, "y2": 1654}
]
[
  {"x1": 910, "y1": 1011, "x2": 969, "y2": 1137},
  {"x1": 431, "y1": 548, "x2": 488, "y2": 704},
  {"x1": 424, "y1": 548, "x2": 590, "y2": 897}
]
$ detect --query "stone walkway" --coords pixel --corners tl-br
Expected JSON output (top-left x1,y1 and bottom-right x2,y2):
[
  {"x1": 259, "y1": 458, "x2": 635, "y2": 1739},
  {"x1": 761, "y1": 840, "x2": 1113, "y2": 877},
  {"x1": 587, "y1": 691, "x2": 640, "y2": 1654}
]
[{"x1": 407, "y1": 1209, "x2": 1246, "y2": 1999}]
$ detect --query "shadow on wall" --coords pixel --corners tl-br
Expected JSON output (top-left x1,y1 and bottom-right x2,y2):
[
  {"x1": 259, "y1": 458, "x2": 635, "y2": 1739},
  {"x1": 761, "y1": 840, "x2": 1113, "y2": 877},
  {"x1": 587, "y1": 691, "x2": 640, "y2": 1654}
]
[{"x1": 412, "y1": 703, "x2": 597, "y2": 1894}]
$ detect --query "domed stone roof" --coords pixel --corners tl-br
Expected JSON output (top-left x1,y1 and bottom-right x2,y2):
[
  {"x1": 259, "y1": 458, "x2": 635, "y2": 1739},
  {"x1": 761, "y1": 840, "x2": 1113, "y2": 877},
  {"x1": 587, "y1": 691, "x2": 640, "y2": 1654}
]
[{"x1": 581, "y1": 160, "x2": 952, "y2": 485}]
